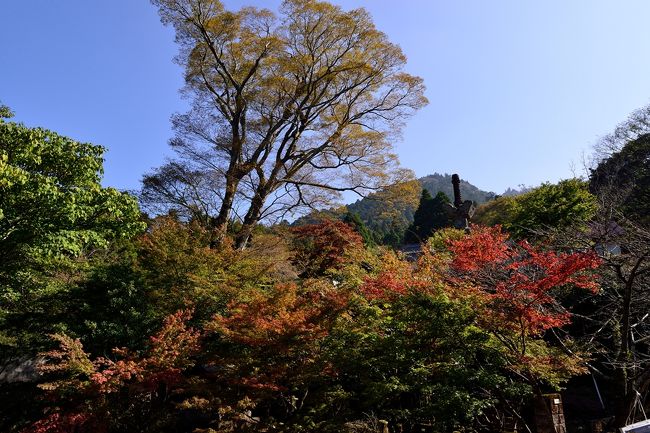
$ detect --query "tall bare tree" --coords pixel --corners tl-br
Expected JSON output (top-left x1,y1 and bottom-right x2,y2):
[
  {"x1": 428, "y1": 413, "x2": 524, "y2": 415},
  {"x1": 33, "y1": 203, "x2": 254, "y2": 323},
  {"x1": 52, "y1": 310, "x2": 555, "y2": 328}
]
[{"x1": 145, "y1": 0, "x2": 427, "y2": 248}]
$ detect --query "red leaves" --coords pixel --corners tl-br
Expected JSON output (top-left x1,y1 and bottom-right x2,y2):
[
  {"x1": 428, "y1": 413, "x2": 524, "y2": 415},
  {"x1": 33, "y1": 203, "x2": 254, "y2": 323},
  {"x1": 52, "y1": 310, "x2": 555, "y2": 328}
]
[
  {"x1": 290, "y1": 220, "x2": 364, "y2": 276},
  {"x1": 90, "y1": 358, "x2": 143, "y2": 393},
  {"x1": 90, "y1": 309, "x2": 200, "y2": 393},
  {"x1": 447, "y1": 225, "x2": 511, "y2": 272},
  {"x1": 41, "y1": 310, "x2": 201, "y2": 394},
  {"x1": 438, "y1": 225, "x2": 601, "y2": 383},
  {"x1": 446, "y1": 225, "x2": 601, "y2": 336},
  {"x1": 21, "y1": 412, "x2": 98, "y2": 433},
  {"x1": 360, "y1": 271, "x2": 408, "y2": 301},
  {"x1": 32, "y1": 310, "x2": 201, "y2": 431}
]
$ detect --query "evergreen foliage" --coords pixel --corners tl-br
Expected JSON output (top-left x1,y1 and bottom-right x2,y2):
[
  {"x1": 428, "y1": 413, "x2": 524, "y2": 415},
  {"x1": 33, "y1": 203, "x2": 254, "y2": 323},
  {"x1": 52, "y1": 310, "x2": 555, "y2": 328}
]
[
  {"x1": 404, "y1": 190, "x2": 451, "y2": 243},
  {"x1": 342, "y1": 211, "x2": 376, "y2": 246},
  {"x1": 590, "y1": 133, "x2": 650, "y2": 225}
]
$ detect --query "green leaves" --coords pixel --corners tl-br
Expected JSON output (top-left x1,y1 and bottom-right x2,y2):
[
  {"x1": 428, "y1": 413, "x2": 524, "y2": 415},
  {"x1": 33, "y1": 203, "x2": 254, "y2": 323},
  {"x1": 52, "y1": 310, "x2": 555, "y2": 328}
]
[
  {"x1": 326, "y1": 290, "x2": 510, "y2": 431},
  {"x1": 0, "y1": 120, "x2": 145, "y2": 352},
  {"x1": 474, "y1": 178, "x2": 597, "y2": 240},
  {"x1": 404, "y1": 189, "x2": 451, "y2": 243}
]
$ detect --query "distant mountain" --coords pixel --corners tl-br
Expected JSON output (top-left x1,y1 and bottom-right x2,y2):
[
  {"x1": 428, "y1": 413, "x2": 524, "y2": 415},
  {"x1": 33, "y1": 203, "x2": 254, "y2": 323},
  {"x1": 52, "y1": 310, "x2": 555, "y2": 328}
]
[
  {"x1": 418, "y1": 173, "x2": 496, "y2": 204},
  {"x1": 500, "y1": 186, "x2": 532, "y2": 197},
  {"x1": 344, "y1": 173, "x2": 495, "y2": 245},
  {"x1": 292, "y1": 174, "x2": 530, "y2": 245}
]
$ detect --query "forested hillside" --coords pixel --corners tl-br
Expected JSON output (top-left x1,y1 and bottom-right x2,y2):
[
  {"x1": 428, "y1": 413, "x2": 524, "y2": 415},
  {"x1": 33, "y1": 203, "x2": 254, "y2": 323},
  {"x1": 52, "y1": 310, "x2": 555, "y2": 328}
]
[
  {"x1": 301, "y1": 173, "x2": 495, "y2": 246},
  {"x1": 419, "y1": 173, "x2": 496, "y2": 204}
]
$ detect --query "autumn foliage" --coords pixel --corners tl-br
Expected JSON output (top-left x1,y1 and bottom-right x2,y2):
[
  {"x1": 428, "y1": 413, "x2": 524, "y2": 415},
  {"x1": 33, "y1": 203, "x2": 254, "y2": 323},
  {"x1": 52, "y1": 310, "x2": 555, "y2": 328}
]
[
  {"x1": 290, "y1": 219, "x2": 364, "y2": 277},
  {"x1": 447, "y1": 226, "x2": 600, "y2": 333},
  {"x1": 21, "y1": 223, "x2": 602, "y2": 432},
  {"x1": 444, "y1": 225, "x2": 601, "y2": 384},
  {"x1": 28, "y1": 310, "x2": 200, "y2": 433}
]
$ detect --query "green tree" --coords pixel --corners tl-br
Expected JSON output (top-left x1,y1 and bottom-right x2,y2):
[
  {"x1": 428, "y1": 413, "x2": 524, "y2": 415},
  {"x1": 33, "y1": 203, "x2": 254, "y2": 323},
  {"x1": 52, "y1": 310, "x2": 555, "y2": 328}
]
[
  {"x1": 404, "y1": 189, "x2": 451, "y2": 243},
  {"x1": 0, "y1": 103, "x2": 13, "y2": 120},
  {"x1": 474, "y1": 179, "x2": 597, "y2": 240},
  {"x1": 327, "y1": 290, "x2": 518, "y2": 432},
  {"x1": 507, "y1": 179, "x2": 596, "y2": 239},
  {"x1": 62, "y1": 239, "x2": 157, "y2": 356},
  {"x1": 472, "y1": 195, "x2": 516, "y2": 227},
  {"x1": 343, "y1": 211, "x2": 375, "y2": 246},
  {"x1": 404, "y1": 189, "x2": 434, "y2": 243},
  {"x1": 145, "y1": 0, "x2": 427, "y2": 248},
  {"x1": 590, "y1": 133, "x2": 650, "y2": 225},
  {"x1": 0, "y1": 117, "x2": 145, "y2": 350}
]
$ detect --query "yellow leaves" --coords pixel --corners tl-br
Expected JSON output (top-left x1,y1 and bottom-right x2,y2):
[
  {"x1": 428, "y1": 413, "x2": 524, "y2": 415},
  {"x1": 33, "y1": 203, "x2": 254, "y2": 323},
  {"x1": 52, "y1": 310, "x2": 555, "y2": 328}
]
[
  {"x1": 138, "y1": 216, "x2": 298, "y2": 318},
  {"x1": 204, "y1": 11, "x2": 239, "y2": 37},
  {"x1": 154, "y1": 0, "x2": 427, "y2": 232},
  {"x1": 38, "y1": 333, "x2": 95, "y2": 392},
  {"x1": 369, "y1": 178, "x2": 420, "y2": 221},
  {"x1": 498, "y1": 338, "x2": 589, "y2": 389}
]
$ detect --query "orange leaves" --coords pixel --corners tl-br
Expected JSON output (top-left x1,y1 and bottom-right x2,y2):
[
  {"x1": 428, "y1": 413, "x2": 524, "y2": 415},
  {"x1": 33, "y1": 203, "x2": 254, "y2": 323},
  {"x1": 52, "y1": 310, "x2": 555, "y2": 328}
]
[
  {"x1": 209, "y1": 281, "x2": 350, "y2": 394},
  {"x1": 29, "y1": 221, "x2": 604, "y2": 430},
  {"x1": 212, "y1": 282, "x2": 348, "y2": 347},
  {"x1": 489, "y1": 243, "x2": 600, "y2": 334},
  {"x1": 358, "y1": 248, "x2": 437, "y2": 301},
  {"x1": 147, "y1": 309, "x2": 201, "y2": 370}
]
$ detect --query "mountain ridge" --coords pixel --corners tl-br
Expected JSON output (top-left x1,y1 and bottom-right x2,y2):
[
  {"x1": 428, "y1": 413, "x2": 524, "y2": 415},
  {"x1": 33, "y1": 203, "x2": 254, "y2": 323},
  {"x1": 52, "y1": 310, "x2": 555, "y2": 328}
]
[{"x1": 342, "y1": 173, "x2": 496, "y2": 244}]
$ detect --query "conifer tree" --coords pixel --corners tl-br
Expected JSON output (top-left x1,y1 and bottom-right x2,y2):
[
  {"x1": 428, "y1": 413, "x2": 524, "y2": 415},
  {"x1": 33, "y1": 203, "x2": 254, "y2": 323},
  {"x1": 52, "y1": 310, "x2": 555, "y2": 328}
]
[{"x1": 404, "y1": 190, "x2": 451, "y2": 243}]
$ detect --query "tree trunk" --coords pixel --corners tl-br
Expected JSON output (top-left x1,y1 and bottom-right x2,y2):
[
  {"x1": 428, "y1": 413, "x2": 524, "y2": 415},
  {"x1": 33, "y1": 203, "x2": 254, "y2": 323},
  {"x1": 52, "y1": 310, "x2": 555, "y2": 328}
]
[
  {"x1": 613, "y1": 277, "x2": 635, "y2": 427},
  {"x1": 210, "y1": 172, "x2": 239, "y2": 248},
  {"x1": 235, "y1": 189, "x2": 268, "y2": 249},
  {"x1": 614, "y1": 390, "x2": 637, "y2": 428}
]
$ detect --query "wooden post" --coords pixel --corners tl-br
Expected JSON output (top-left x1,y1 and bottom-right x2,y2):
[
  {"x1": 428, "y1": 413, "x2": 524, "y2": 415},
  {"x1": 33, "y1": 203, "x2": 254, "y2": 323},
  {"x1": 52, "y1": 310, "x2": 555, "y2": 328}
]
[
  {"x1": 534, "y1": 393, "x2": 567, "y2": 433},
  {"x1": 502, "y1": 415, "x2": 518, "y2": 433}
]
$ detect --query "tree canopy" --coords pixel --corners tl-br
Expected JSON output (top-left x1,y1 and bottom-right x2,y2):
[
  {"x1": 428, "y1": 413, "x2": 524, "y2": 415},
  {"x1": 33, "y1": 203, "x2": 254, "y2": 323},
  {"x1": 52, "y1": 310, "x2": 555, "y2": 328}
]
[
  {"x1": 144, "y1": 0, "x2": 427, "y2": 248},
  {"x1": 404, "y1": 189, "x2": 451, "y2": 243},
  {"x1": 0, "y1": 116, "x2": 145, "y2": 349},
  {"x1": 590, "y1": 133, "x2": 650, "y2": 225},
  {"x1": 474, "y1": 178, "x2": 597, "y2": 240}
]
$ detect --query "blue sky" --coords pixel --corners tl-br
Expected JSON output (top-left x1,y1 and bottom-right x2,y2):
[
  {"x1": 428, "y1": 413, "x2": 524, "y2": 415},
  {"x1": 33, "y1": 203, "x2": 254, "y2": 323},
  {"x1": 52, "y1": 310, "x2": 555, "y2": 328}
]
[{"x1": 3, "y1": 1, "x2": 650, "y2": 195}]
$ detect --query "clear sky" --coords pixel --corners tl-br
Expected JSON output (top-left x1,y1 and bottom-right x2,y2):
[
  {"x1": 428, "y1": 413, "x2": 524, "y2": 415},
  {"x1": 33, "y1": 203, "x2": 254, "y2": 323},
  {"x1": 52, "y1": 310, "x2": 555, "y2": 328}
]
[{"x1": 3, "y1": 1, "x2": 650, "y2": 195}]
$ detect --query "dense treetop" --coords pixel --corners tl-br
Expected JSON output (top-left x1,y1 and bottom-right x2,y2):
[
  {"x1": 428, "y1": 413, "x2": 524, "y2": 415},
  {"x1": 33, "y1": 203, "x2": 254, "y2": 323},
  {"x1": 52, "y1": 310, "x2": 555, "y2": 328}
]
[
  {"x1": 0, "y1": 116, "x2": 145, "y2": 350},
  {"x1": 143, "y1": 0, "x2": 427, "y2": 248}
]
